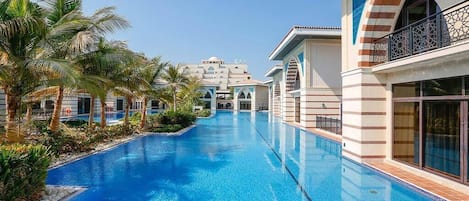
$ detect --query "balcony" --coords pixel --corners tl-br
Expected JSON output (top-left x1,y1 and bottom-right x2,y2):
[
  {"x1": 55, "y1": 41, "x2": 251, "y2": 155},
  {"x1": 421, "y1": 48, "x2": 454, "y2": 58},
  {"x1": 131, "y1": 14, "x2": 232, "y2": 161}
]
[{"x1": 372, "y1": 2, "x2": 469, "y2": 65}]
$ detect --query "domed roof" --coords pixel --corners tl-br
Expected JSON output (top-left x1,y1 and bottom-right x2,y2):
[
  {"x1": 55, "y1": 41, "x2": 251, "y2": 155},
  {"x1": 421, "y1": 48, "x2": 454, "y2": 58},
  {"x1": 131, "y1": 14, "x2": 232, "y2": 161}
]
[{"x1": 208, "y1": 56, "x2": 220, "y2": 61}]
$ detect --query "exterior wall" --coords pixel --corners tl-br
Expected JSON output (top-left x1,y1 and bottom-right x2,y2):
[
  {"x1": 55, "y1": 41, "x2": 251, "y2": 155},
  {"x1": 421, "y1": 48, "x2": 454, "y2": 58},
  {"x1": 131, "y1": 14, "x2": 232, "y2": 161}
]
[
  {"x1": 309, "y1": 40, "x2": 342, "y2": 89},
  {"x1": 341, "y1": 68, "x2": 387, "y2": 162},
  {"x1": 271, "y1": 72, "x2": 283, "y2": 117},
  {"x1": 267, "y1": 84, "x2": 272, "y2": 112},
  {"x1": 279, "y1": 39, "x2": 342, "y2": 127},
  {"x1": 300, "y1": 88, "x2": 342, "y2": 128},
  {"x1": 255, "y1": 86, "x2": 269, "y2": 110}
]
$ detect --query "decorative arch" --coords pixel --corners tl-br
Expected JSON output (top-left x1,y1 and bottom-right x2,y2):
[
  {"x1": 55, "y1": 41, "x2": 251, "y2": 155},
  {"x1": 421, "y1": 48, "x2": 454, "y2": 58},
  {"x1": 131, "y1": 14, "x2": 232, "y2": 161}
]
[
  {"x1": 354, "y1": 0, "x2": 405, "y2": 67},
  {"x1": 285, "y1": 59, "x2": 301, "y2": 91}
]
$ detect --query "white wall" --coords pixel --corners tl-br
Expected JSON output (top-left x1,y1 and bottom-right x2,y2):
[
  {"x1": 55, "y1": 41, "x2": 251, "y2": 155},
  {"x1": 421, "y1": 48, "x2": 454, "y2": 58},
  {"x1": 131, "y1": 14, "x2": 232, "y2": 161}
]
[
  {"x1": 310, "y1": 41, "x2": 342, "y2": 89},
  {"x1": 255, "y1": 86, "x2": 269, "y2": 110}
]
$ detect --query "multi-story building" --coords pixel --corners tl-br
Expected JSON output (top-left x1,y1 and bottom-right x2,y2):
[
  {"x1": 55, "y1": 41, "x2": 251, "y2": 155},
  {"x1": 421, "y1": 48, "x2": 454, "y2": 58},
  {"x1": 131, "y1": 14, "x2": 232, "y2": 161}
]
[
  {"x1": 181, "y1": 57, "x2": 252, "y2": 91},
  {"x1": 342, "y1": 0, "x2": 469, "y2": 189},
  {"x1": 182, "y1": 57, "x2": 253, "y2": 110}
]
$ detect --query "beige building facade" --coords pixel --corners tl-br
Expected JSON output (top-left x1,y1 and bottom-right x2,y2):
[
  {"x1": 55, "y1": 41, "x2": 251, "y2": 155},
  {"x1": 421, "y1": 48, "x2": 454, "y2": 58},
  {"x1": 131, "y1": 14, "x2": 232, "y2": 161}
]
[
  {"x1": 182, "y1": 57, "x2": 252, "y2": 91},
  {"x1": 230, "y1": 80, "x2": 269, "y2": 111},
  {"x1": 268, "y1": 26, "x2": 342, "y2": 129},
  {"x1": 342, "y1": 0, "x2": 469, "y2": 187}
]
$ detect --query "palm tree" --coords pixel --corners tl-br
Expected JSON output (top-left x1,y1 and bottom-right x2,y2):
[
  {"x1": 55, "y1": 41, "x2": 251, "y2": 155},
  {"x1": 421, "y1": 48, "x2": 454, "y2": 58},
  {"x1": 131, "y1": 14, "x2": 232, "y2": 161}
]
[
  {"x1": 136, "y1": 56, "x2": 167, "y2": 129},
  {"x1": 75, "y1": 38, "x2": 130, "y2": 127},
  {"x1": 0, "y1": 0, "x2": 73, "y2": 141},
  {"x1": 178, "y1": 76, "x2": 203, "y2": 111},
  {"x1": 161, "y1": 65, "x2": 189, "y2": 112},
  {"x1": 39, "y1": 0, "x2": 129, "y2": 132},
  {"x1": 113, "y1": 53, "x2": 150, "y2": 127}
]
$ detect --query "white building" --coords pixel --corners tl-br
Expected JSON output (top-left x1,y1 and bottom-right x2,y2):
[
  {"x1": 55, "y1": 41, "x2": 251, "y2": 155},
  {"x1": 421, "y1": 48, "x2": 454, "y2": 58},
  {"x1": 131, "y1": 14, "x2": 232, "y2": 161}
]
[
  {"x1": 267, "y1": 26, "x2": 342, "y2": 129},
  {"x1": 181, "y1": 57, "x2": 252, "y2": 91}
]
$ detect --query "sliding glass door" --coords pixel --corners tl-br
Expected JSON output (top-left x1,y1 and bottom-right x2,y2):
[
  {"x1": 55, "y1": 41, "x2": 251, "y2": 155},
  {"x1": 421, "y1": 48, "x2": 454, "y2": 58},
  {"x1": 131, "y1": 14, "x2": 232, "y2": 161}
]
[
  {"x1": 392, "y1": 75, "x2": 469, "y2": 184},
  {"x1": 423, "y1": 101, "x2": 460, "y2": 177}
]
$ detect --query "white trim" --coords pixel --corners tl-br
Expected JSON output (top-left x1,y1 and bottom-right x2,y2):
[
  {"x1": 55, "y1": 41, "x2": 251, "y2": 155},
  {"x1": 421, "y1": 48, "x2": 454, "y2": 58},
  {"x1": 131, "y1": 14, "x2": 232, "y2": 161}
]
[{"x1": 269, "y1": 27, "x2": 341, "y2": 60}]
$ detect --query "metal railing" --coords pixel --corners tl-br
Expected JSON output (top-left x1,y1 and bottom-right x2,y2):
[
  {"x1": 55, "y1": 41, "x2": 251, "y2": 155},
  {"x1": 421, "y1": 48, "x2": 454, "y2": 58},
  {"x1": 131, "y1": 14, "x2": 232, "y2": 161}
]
[
  {"x1": 372, "y1": 2, "x2": 469, "y2": 64},
  {"x1": 316, "y1": 116, "x2": 342, "y2": 135}
]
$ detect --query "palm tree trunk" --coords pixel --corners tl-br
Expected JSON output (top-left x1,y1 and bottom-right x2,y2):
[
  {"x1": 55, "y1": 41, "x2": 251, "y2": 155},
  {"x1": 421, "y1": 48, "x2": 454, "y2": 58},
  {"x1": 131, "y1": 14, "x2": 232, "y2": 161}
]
[
  {"x1": 88, "y1": 95, "x2": 96, "y2": 127},
  {"x1": 100, "y1": 97, "x2": 107, "y2": 128},
  {"x1": 173, "y1": 92, "x2": 176, "y2": 112},
  {"x1": 4, "y1": 90, "x2": 21, "y2": 142},
  {"x1": 140, "y1": 97, "x2": 147, "y2": 129},
  {"x1": 25, "y1": 104, "x2": 32, "y2": 123},
  {"x1": 49, "y1": 86, "x2": 64, "y2": 132},
  {"x1": 124, "y1": 96, "x2": 131, "y2": 126}
]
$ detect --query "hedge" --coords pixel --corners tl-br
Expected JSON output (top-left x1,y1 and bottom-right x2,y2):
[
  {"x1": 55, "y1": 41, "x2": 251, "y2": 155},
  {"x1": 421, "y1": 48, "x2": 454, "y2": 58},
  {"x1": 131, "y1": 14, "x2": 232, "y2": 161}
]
[{"x1": 0, "y1": 144, "x2": 51, "y2": 201}]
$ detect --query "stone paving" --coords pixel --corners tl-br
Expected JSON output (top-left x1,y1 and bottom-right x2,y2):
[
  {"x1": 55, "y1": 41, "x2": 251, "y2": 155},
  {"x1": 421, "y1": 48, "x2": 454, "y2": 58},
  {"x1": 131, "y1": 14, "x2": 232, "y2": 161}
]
[{"x1": 41, "y1": 186, "x2": 85, "y2": 201}]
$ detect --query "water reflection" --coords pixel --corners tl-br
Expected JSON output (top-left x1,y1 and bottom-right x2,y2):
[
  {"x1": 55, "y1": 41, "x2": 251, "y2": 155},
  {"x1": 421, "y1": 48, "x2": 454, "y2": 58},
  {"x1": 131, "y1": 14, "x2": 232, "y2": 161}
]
[{"x1": 258, "y1": 112, "x2": 432, "y2": 201}]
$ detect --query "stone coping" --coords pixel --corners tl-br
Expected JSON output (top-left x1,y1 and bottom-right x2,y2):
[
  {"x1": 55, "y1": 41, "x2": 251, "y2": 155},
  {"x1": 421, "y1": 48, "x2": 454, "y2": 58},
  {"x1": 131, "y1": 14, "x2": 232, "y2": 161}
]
[
  {"x1": 45, "y1": 124, "x2": 196, "y2": 200},
  {"x1": 41, "y1": 185, "x2": 86, "y2": 201}
]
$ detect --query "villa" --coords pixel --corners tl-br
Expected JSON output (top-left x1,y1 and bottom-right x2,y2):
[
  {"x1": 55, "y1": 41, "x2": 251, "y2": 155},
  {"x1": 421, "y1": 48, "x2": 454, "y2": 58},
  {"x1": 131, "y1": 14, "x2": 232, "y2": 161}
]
[
  {"x1": 267, "y1": 26, "x2": 342, "y2": 129},
  {"x1": 341, "y1": 0, "x2": 469, "y2": 188},
  {"x1": 230, "y1": 79, "x2": 269, "y2": 111},
  {"x1": 265, "y1": 0, "x2": 469, "y2": 195}
]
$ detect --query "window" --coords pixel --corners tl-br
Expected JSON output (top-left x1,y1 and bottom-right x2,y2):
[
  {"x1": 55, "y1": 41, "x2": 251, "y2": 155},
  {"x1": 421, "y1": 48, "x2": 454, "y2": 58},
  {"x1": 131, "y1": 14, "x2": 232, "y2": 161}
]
[
  {"x1": 393, "y1": 102, "x2": 419, "y2": 166},
  {"x1": 238, "y1": 92, "x2": 245, "y2": 99},
  {"x1": 423, "y1": 77, "x2": 462, "y2": 96},
  {"x1": 393, "y1": 81, "x2": 420, "y2": 98},
  {"x1": 246, "y1": 93, "x2": 251, "y2": 99},
  {"x1": 392, "y1": 75, "x2": 469, "y2": 184},
  {"x1": 207, "y1": 67, "x2": 215, "y2": 74},
  {"x1": 395, "y1": 0, "x2": 439, "y2": 30},
  {"x1": 204, "y1": 92, "x2": 211, "y2": 99}
]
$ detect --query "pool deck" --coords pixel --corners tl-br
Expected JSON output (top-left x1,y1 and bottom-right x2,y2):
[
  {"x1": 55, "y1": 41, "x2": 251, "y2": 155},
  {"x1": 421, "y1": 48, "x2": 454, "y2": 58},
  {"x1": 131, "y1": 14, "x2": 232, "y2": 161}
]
[
  {"x1": 286, "y1": 122, "x2": 469, "y2": 201},
  {"x1": 366, "y1": 162, "x2": 469, "y2": 201}
]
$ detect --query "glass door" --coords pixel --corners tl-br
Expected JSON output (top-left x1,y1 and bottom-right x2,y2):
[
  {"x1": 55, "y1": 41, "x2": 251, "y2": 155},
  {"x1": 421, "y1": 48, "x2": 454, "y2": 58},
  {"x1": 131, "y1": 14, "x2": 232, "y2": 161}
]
[{"x1": 423, "y1": 101, "x2": 460, "y2": 178}]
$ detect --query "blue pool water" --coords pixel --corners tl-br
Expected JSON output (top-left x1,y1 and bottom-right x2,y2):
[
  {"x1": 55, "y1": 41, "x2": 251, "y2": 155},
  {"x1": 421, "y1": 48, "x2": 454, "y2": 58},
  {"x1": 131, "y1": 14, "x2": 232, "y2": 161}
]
[{"x1": 47, "y1": 111, "x2": 437, "y2": 201}]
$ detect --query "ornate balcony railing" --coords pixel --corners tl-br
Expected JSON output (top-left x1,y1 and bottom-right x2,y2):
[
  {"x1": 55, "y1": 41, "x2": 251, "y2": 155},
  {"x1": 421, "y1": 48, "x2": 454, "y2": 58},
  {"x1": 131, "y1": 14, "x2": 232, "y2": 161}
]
[{"x1": 372, "y1": 2, "x2": 469, "y2": 64}]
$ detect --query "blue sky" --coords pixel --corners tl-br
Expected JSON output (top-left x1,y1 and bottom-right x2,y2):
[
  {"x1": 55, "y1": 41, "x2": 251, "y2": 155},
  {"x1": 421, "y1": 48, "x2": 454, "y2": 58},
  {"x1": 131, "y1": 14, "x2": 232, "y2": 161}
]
[{"x1": 82, "y1": 0, "x2": 341, "y2": 80}]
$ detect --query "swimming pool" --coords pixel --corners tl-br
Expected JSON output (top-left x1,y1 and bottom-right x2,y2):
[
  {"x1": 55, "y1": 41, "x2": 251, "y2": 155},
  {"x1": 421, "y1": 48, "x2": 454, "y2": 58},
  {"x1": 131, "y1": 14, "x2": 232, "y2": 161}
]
[{"x1": 47, "y1": 111, "x2": 439, "y2": 200}]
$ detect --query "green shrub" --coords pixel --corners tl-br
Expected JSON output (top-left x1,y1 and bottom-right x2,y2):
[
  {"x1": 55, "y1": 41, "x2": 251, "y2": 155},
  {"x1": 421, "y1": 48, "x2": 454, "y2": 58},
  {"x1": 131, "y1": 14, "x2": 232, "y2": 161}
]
[
  {"x1": 31, "y1": 120, "x2": 49, "y2": 133},
  {"x1": 40, "y1": 130, "x2": 93, "y2": 156},
  {"x1": 156, "y1": 110, "x2": 196, "y2": 127},
  {"x1": 151, "y1": 124, "x2": 183, "y2": 132},
  {"x1": 129, "y1": 112, "x2": 141, "y2": 126},
  {"x1": 0, "y1": 144, "x2": 51, "y2": 201},
  {"x1": 63, "y1": 119, "x2": 88, "y2": 128},
  {"x1": 195, "y1": 109, "x2": 211, "y2": 117}
]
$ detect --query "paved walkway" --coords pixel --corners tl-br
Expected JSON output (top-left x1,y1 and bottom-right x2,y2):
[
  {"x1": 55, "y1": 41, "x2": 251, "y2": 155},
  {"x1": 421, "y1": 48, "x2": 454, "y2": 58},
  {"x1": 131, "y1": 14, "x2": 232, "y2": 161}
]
[{"x1": 366, "y1": 162, "x2": 469, "y2": 201}]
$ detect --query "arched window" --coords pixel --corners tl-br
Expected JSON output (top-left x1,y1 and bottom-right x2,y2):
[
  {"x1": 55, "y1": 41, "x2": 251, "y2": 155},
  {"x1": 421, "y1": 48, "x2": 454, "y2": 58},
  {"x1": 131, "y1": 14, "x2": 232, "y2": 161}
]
[
  {"x1": 204, "y1": 92, "x2": 211, "y2": 99},
  {"x1": 395, "y1": 0, "x2": 439, "y2": 30},
  {"x1": 238, "y1": 92, "x2": 245, "y2": 99},
  {"x1": 246, "y1": 93, "x2": 251, "y2": 99}
]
